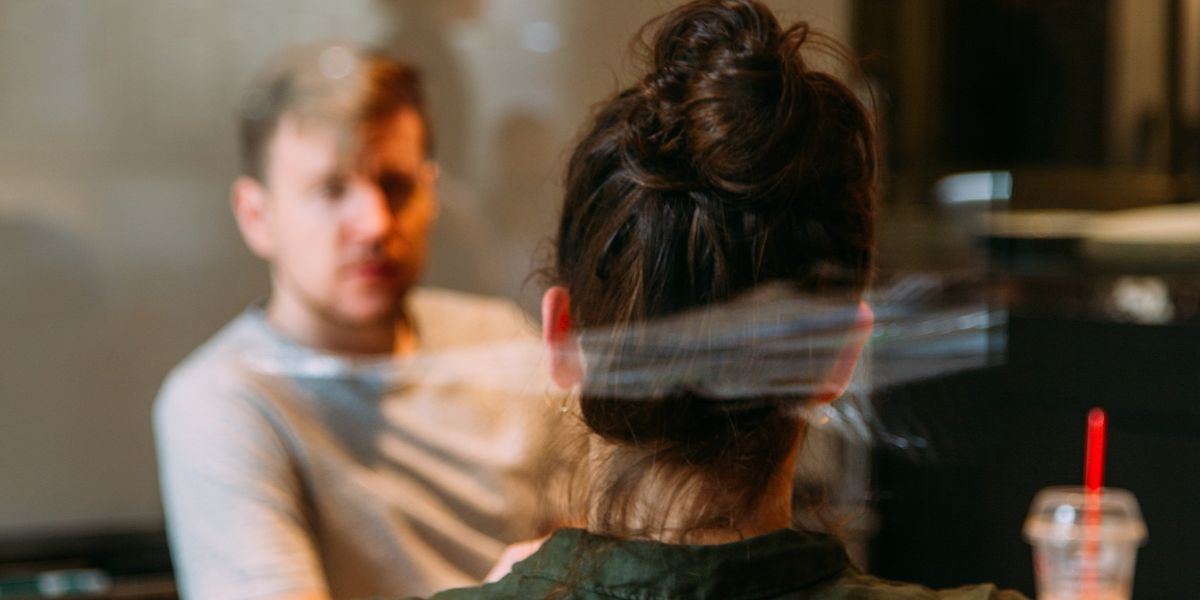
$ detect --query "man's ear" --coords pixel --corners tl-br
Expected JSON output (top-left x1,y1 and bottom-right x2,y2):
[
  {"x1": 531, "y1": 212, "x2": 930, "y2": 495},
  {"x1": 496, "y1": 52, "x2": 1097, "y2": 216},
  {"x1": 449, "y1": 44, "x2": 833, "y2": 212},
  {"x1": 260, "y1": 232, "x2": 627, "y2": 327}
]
[
  {"x1": 542, "y1": 286, "x2": 582, "y2": 390},
  {"x1": 812, "y1": 301, "x2": 874, "y2": 404},
  {"x1": 231, "y1": 175, "x2": 274, "y2": 260},
  {"x1": 423, "y1": 161, "x2": 441, "y2": 223}
]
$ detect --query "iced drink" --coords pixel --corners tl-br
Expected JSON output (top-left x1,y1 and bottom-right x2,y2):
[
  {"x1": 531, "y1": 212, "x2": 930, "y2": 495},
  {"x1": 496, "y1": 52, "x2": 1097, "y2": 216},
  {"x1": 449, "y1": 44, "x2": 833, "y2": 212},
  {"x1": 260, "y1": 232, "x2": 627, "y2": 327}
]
[{"x1": 1023, "y1": 486, "x2": 1147, "y2": 600}]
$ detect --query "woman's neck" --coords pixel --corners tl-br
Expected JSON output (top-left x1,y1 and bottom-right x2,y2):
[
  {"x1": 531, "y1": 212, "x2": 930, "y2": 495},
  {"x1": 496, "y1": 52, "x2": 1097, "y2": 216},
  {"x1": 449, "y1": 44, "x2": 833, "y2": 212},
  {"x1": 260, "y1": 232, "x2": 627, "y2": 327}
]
[{"x1": 585, "y1": 434, "x2": 801, "y2": 545}]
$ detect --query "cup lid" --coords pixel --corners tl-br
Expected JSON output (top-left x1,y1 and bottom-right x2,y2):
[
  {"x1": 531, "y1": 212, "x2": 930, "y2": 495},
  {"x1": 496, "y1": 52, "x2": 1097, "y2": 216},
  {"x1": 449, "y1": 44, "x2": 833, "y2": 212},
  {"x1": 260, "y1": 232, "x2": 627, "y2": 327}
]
[{"x1": 1022, "y1": 486, "x2": 1148, "y2": 545}]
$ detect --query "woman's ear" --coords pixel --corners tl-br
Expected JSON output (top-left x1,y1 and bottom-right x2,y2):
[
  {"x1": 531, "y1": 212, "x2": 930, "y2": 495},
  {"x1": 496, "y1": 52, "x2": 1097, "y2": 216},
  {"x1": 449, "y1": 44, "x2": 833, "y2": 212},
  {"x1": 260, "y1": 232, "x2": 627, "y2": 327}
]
[
  {"x1": 812, "y1": 300, "x2": 874, "y2": 404},
  {"x1": 231, "y1": 176, "x2": 275, "y2": 260},
  {"x1": 542, "y1": 286, "x2": 582, "y2": 390}
]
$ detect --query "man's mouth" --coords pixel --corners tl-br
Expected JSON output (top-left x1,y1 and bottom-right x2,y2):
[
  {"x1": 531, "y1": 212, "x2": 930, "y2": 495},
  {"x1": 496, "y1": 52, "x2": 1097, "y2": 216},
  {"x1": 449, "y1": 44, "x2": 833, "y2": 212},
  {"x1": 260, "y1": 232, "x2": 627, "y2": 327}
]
[{"x1": 350, "y1": 260, "x2": 401, "y2": 281}]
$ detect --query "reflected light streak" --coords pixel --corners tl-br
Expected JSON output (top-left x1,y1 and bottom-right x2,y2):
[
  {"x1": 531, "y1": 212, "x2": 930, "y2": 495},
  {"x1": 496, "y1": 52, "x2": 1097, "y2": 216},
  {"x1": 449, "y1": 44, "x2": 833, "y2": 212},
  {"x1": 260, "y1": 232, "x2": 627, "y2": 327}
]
[{"x1": 240, "y1": 277, "x2": 1005, "y2": 456}]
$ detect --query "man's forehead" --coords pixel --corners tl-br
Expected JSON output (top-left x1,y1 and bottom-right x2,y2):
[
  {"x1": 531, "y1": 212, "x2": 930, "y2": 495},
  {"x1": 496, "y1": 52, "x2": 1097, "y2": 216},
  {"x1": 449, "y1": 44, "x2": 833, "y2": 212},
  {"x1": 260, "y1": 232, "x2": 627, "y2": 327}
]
[
  {"x1": 360, "y1": 109, "x2": 428, "y2": 170},
  {"x1": 269, "y1": 109, "x2": 427, "y2": 175}
]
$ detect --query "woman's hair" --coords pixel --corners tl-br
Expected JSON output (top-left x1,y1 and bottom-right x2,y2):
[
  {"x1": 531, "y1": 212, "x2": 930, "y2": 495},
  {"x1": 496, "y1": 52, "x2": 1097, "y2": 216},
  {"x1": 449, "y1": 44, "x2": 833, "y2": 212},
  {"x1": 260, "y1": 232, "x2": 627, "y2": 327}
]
[{"x1": 552, "y1": 0, "x2": 878, "y2": 540}]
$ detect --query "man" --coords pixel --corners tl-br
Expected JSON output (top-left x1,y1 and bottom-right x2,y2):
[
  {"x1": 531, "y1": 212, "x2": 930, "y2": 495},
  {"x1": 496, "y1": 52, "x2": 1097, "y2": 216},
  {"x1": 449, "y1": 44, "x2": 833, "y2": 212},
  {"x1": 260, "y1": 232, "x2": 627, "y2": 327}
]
[{"x1": 154, "y1": 44, "x2": 556, "y2": 600}]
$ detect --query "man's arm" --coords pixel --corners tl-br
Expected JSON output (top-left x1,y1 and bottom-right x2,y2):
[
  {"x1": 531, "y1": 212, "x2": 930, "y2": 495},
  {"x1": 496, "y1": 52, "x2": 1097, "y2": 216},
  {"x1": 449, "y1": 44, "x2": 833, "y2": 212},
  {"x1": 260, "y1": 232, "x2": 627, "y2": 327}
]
[{"x1": 154, "y1": 373, "x2": 330, "y2": 600}]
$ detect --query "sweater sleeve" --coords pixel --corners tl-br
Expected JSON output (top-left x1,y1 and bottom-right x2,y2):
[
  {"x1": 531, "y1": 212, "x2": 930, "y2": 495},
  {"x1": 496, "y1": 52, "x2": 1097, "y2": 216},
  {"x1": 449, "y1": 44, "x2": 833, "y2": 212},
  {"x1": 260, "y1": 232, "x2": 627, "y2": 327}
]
[{"x1": 154, "y1": 366, "x2": 328, "y2": 600}]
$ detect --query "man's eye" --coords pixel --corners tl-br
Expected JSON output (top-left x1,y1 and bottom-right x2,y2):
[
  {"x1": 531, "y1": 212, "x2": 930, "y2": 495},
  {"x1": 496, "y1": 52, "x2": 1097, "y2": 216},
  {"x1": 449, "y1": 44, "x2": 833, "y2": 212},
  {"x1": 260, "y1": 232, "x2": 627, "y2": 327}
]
[
  {"x1": 320, "y1": 179, "x2": 348, "y2": 200},
  {"x1": 379, "y1": 174, "x2": 415, "y2": 205}
]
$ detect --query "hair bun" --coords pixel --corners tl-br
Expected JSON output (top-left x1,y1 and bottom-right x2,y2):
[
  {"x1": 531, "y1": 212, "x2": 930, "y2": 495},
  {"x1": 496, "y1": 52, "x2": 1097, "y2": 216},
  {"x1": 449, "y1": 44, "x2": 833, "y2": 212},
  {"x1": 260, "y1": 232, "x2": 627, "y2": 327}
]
[
  {"x1": 648, "y1": 0, "x2": 784, "y2": 77},
  {"x1": 631, "y1": 0, "x2": 811, "y2": 199}
]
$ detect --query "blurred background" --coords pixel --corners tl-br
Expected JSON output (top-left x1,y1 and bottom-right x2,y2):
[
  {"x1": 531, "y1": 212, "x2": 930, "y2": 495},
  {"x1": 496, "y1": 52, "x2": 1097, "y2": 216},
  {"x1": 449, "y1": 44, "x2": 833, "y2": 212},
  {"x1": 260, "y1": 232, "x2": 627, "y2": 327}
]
[{"x1": 1, "y1": 1, "x2": 1198, "y2": 598}]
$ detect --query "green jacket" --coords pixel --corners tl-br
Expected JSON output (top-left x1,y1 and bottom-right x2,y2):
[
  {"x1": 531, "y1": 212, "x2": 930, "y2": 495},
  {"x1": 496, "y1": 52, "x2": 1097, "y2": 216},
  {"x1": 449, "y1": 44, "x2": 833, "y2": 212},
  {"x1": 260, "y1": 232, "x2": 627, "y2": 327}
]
[{"x1": 393, "y1": 528, "x2": 1028, "y2": 600}]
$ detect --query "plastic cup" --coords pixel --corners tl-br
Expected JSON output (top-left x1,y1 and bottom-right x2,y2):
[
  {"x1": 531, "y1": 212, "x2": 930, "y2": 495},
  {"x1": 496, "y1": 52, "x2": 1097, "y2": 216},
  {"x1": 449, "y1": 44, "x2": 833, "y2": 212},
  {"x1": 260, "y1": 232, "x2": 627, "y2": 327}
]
[{"x1": 1022, "y1": 486, "x2": 1147, "y2": 600}]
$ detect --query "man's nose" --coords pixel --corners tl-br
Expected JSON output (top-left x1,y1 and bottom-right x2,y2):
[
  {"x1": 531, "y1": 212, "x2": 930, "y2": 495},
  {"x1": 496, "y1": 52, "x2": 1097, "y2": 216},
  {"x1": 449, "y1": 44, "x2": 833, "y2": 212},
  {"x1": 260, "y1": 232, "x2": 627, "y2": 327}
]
[{"x1": 347, "y1": 184, "x2": 395, "y2": 241}]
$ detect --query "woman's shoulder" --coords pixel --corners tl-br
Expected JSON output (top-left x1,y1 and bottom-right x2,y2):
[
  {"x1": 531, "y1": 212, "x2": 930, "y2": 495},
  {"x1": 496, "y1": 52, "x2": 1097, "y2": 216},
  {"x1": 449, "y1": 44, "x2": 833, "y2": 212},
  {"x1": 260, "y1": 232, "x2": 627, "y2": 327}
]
[
  {"x1": 813, "y1": 572, "x2": 1029, "y2": 600},
  {"x1": 384, "y1": 573, "x2": 1028, "y2": 600},
  {"x1": 379, "y1": 574, "x2": 558, "y2": 600}
]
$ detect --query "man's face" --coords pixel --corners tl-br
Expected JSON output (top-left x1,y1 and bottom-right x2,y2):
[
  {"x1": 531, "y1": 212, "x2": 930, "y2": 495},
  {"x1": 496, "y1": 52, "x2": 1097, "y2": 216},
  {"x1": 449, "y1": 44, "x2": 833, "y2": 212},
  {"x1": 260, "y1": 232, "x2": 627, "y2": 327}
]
[{"x1": 252, "y1": 108, "x2": 435, "y2": 332}]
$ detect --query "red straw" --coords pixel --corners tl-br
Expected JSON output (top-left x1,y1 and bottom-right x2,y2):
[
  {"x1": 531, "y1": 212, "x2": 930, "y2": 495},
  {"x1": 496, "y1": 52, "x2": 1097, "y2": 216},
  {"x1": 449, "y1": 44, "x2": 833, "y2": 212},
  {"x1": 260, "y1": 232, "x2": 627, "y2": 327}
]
[
  {"x1": 1085, "y1": 408, "x2": 1107, "y2": 491},
  {"x1": 1082, "y1": 408, "x2": 1107, "y2": 598}
]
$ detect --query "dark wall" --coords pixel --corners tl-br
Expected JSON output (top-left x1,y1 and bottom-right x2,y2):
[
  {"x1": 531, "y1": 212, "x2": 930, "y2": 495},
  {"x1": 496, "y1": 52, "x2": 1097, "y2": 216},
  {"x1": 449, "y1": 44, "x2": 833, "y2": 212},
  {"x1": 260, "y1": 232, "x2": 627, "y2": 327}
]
[{"x1": 941, "y1": 0, "x2": 1109, "y2": 166}]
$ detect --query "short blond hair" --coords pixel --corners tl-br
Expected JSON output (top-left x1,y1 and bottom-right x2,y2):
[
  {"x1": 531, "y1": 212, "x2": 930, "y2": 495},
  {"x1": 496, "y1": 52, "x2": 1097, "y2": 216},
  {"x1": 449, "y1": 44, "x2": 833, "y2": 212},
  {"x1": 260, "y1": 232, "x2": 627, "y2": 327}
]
[{"x1": 237, "y1": 43, "x2": 430, "y2": 182}]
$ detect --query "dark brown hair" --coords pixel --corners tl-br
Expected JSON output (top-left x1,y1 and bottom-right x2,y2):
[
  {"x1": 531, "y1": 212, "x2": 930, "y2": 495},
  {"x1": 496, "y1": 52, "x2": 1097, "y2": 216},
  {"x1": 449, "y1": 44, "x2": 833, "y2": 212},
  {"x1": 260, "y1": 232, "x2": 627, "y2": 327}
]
[
  {"x1": 552, "y1": 0, "x2": 878, "y2": 541},
  {"x1": 237, "y1": 43, "x2": 431, "y2": 182}
]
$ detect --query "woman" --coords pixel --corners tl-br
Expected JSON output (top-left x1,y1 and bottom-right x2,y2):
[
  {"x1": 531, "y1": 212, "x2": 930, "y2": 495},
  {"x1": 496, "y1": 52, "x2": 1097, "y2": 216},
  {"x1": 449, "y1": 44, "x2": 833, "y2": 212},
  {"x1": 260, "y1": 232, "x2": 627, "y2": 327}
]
[{"x1": 404, "y1": 0, "x2": 1026, "y2": 598}]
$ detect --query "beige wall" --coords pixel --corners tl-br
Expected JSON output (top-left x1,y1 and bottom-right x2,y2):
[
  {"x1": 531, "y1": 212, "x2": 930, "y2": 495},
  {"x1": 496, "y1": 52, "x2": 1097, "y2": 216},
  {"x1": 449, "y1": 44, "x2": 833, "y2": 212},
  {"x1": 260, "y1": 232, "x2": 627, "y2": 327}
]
[
  {"x1": 1106, "y1": 0, "x2": 1170, "y2": 167},
  {"x1": 0, "y1": 0, "x2": 850, "y2": 534}
]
